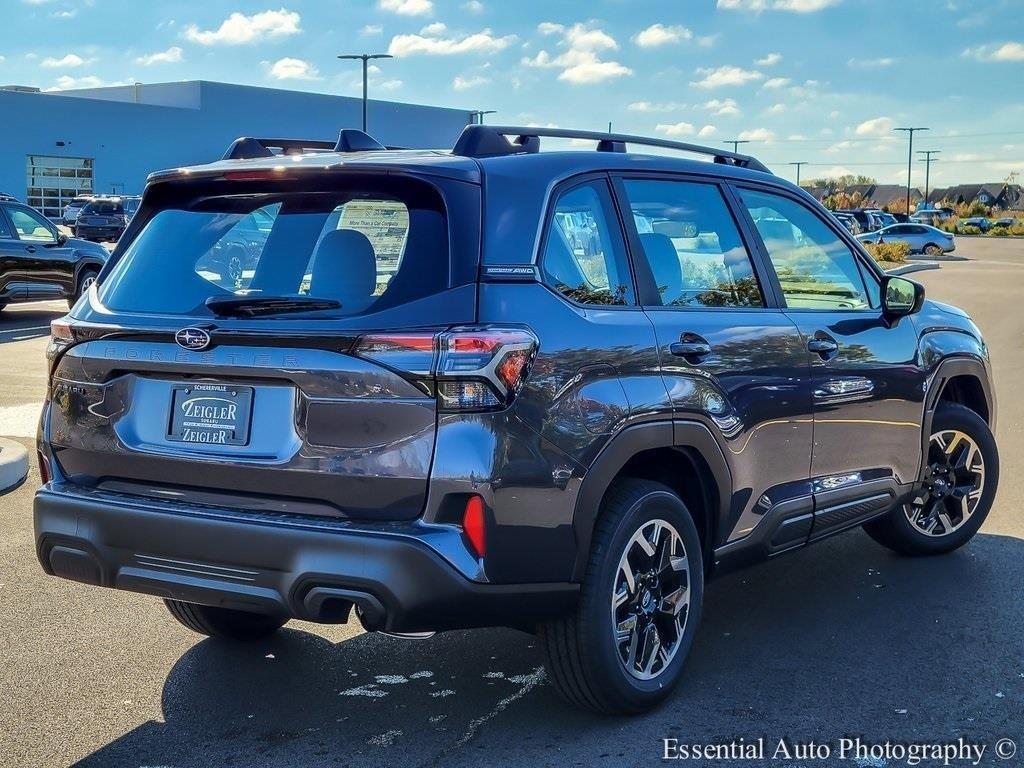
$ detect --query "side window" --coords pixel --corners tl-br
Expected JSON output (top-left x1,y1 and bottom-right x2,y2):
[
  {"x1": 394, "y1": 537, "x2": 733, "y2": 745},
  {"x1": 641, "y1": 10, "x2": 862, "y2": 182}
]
[
  {"x1": 8, "y1": 206, "x2": 57, "y2": 243},
  {"x1": 739, "y1": 189, "x2": 873, "y2": 311},
  {"x1": 0, "y1": 209, "x2": 12, "y2": 239},
  {"x1": 622, "y1": 179, "x2": 764, "y2": 308},
  {"x1": 541, "y1": 181, "x2": 634, "y2": 306}
]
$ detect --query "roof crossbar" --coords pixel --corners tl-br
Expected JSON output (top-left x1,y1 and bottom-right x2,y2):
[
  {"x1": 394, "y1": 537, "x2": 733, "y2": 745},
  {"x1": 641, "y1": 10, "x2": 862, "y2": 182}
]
[{"x1": 451, "y1": 124, "x2": 772, "y2": 174}]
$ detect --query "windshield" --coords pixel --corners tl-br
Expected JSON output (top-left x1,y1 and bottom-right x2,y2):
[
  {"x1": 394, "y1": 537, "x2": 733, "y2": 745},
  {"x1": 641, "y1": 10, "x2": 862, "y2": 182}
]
[
  {"x1": 97, "y1": 181, "x2": 449, "y2": 318},
  {"x1": 84, "y1": 201, "x2": 123, "y2": 215}
]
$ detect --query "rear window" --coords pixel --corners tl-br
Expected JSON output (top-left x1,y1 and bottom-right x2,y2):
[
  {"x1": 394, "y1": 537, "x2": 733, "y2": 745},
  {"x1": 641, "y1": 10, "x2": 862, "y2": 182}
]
[
  {"x1": 97, "y1": 180, "x2": 448, "y2": 318},
  {"x1": 84, "y1": 201, "x2": 124, "y2": 215}
]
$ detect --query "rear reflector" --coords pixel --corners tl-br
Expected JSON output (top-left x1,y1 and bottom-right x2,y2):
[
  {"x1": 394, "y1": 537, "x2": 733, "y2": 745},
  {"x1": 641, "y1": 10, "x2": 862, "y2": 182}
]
[{"x1": 463, "y1": 495, "x2": 486, "y2": 558}]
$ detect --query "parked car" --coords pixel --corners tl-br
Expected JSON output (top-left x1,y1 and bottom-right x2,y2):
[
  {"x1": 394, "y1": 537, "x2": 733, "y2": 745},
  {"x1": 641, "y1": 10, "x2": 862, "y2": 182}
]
[
  {"x1": 35, "y1": 126, "x2": 999, "y2": 714},
  {"x1": 857, "y1": 223, "x2": 956, "y2": 255},
  {"x1": 73, "y1": 197, "x2": 130, "y2": 241},
  {"x1": 868, "y1": 210, "x2": 897, "y2": 228},
  {"x1": 957, "y1": 216, "x2": 990, "y2": 232},
  {"x1": 61, "y1": 195, "x2": 96, "y2": 225},
  {"x1": 832, "y1": 211, "x2": 858, "y2": 234},
  {"x1": 835, "y1": 208, "x2": 878, "y2": 232},
  {"x1": 123, "y1": 195, "x2": 142, "y2": 221},
  {"x1": 0, "y1": 199, "x2": 108, "y2": 311},
  {"x1": 910, "y1": 208, "x2": 952, "y2": 226},
  {"x1": 991, "y1": 217, "x2": 1018, "y2": 229},
  {"x1": 201, "y1": 205, "x2": 274, "y2": 282}
]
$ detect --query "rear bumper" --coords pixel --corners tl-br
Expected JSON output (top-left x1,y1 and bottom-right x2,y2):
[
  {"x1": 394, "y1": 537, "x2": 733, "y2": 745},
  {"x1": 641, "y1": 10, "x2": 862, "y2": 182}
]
[
  {"x1": 74, "y1": 225, "x2": 122, "y2": 239},
  {"x1": 33, "y1": 483, "x2": 578, "y2": 633}
]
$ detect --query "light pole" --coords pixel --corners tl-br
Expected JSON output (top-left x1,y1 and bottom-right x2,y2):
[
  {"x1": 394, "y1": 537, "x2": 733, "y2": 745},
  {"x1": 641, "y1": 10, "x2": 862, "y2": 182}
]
[
  {"x1": 337, "y1": 53, "x2": 394, "y2": 132},
  {"x1": 895, "y1": 126, "x2": 928, "y2": 214},
  {"x1": 470, "y1": 110, "x2": 496, "y2": 124},
  {"x1": 917, "y1": 150, "x2": 940, "y2": 206},
  {"x1": 724, "y1": 139, "x2": 750, "y2": 154},
  {"x1": 789, "y1": 161, "x2": 808, "y2": 186}
]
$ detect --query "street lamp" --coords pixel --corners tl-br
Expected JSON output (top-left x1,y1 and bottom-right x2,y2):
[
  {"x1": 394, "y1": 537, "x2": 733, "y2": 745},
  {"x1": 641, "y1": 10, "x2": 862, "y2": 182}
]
[
  {"x1": 470, "y1": 110, "x2": 497, "y2": 125},
  {"x1": 895, "y1": 126, "x2": 928, "y2": 214},
  {"x1": 338, "y1": 53, "x2": 394, "y2": 132}
]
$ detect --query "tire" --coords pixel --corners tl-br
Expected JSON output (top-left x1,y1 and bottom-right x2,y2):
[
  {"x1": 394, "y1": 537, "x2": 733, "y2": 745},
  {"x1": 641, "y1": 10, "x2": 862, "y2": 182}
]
[
  {"x1": 164, "y1": 599, "x2": 287, "y2": 640},
  {"x1": 924, "y1": 243, "x2": 942, "y2": 256},
  {"x1": 69, "y1": 267, "x2": 99, "y2": 308},
  {"x1": 864, "y1": 403, "x2": 998, "y2": 556},
  {"x1": 539, "y1": 479, "x2": 704, "y2": 714}
]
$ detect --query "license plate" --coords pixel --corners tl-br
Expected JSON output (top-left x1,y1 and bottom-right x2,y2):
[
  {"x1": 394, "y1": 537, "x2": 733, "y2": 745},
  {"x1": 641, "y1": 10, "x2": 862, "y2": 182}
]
[{"x1": 167, "y1": 383, "x2": 253, "y2": 446}]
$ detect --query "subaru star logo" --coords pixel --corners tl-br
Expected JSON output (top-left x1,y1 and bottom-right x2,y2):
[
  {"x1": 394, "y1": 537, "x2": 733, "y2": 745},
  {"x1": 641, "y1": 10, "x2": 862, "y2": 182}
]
[{"x1": 175, "y1": 327, "x2": 211, "y2": 351}]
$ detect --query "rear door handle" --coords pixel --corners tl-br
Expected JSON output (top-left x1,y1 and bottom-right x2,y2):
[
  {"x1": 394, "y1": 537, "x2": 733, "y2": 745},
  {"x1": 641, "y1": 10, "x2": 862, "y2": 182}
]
[
  {"x1": 669, "y1": 333, "x2": 712, "y2": 362},
  {"x1": 808, "y1": 334, "x2": 839, "y2": 358}
]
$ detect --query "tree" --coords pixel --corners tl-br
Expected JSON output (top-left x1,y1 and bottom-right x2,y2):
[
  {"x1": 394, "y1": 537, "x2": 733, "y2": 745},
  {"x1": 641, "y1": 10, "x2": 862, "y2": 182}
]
[{"x1": 803, "y1": 174, "x2": 877, "y2": 190}]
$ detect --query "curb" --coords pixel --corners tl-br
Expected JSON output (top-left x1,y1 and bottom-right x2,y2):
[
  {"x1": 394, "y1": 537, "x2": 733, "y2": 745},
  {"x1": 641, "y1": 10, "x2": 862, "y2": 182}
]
[
  {"x1": 0, "y1": 438, "x2": 30, "y2": 493},
  {"x1": 887, "y1": 262, "x2": 940, "y2": 276}
]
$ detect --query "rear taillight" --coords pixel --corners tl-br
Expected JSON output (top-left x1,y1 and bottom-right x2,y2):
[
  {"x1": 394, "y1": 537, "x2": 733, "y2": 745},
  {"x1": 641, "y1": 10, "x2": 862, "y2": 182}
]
[
  {"x1": 37, "y1": 449, "x2": 51, "y2": 485},
  {"x1": 46, "y1": 317, "x2": 75, "y2": 363},
  {"x1": 354, "y1": 326, "x2": 537, "y2": 412}
]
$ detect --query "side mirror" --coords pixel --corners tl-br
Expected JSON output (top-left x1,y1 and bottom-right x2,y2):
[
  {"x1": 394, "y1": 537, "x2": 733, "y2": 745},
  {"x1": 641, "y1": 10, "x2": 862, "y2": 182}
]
[
  {"x1": 882, "y1": 275, "x2": 925, "y2": 318},
  {"x1": 56, "y1": 233, "x2": 68, "y2": 246}
]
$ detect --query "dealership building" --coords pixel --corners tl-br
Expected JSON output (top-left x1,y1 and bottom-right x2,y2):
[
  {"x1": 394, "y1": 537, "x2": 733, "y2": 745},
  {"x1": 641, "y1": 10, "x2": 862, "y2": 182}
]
[{"x1": 0, "y1": 81, "x2": 473, "y2": 220}]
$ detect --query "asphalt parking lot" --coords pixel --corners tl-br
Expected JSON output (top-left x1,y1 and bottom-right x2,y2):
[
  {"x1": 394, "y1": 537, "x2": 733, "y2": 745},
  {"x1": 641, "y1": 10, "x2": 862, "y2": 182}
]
[{"x1": 1, "y1": 239, "x2": 1023, "y2": 767}]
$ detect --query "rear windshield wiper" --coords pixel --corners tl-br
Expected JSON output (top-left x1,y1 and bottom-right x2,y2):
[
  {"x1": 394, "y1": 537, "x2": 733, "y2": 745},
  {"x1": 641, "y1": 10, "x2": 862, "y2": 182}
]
[{"x1": 205, "y1": 295, "x2": 342, "y2": 318}]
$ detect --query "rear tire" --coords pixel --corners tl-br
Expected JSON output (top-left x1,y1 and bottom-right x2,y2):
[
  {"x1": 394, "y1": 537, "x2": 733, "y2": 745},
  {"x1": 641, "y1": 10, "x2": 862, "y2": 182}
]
[
  {"x1": 864, "y1": 403, "x2": 998, "y2": 556},
  {"x1": 539, "y1": 479, "x2": 704, "y2": 714},
  {"x1": 924, "y1": 243, "x2": 942, "y2": 256},
  {"x1": 164, "y1": 599, "x2": 287, "y2": 640}
]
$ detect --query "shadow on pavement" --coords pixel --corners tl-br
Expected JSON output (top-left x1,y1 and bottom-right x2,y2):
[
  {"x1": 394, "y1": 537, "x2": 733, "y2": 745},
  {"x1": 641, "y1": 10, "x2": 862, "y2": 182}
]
[
  {"x1": 73, "y1": 530, "x2": 1024, "y2": 768},
  {"x1": 0, "y1": 303, "x2": 67, "y2": 344}
]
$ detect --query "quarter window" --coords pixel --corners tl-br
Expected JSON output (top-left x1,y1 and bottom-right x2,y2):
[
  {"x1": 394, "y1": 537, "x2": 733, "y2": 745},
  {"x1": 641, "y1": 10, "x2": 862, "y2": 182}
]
[
  {"x1": 740, "y1": 189, "x2": 873, "y2": 310},
  {"x1": 541, "y1": 181, "x2": 634, "y2": 306},
  {"x1": 623, "y1": 179, "x2": 764, "y2": 308}
]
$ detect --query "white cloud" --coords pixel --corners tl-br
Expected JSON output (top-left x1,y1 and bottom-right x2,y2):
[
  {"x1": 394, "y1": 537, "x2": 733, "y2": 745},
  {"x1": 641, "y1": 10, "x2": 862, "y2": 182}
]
[
  {"x1": 655, "y1": 121, "x2": 696, "y2": 137},
  {"x1": 756, "y1": 52, "x2": 781, "y2": 66},
  {"x1": 41, "y1": 53, "x2": 91, "y2": 68},
  {"x1": 46, "y1": 75, "x2": 124, "y2": 91},
  {"x1": 389, "y1": 28, "x2": 516, "y2": 55},
  {"x1": 50, "y1": 8, "x2": 76, "y2": 18},
  {"x1": 522, "y1": 23, "x2": 632, "y2": 84},
  {"x1": 453, "y1": 74, "x2": 490, "y2": 90},
  {"x1": 848, "y1": 56, "x2": 895, "y2": 68},
  {"x1": 767, "y1": 102, "x2": 786, "y2": 114},
  {"x1": 378, "y1": 79, "x2": 402, "y2": 91},
  {"x1": 739, "y1": 127, "x2": 775, "y2": 141},
  {"x1": 698, "y1": 124, "x2": 717, "y2": 138},
  {"x1": 826, "y1": 139, "x2": 857, "y2": 153},
  {"x1": 184, "y1": 9, "x2": 301, "y2": 45},
  {"x1": 696, "y1": 34, "x2": 718, "y2": 47},
  {"x1": 268, "y1": 57, "x2": 320, "y2": 80},
  {"x1": 633, "y1": 24, "x2": 692, "y2": 48},
  {"x1": 691, "y1": 65, "x2": 762, "y2": 88},
  {"x1": 962, "y1": 42, "x2": 1024, "y2": 62},
  {"x1": 817, "y1": 165, "x2": 856, "y2": 178},
  {"x1": 718, "y1": 0, "x2": 841, "y2": 11},
  {"x1": 704, "y1": 97, "x2": 740, "y2": 116},
  {"x1": 628, "y1": 101, "x2": 686, "y2": 112},
  {"x1": 420, "y1": 22, "x2": 446, "y2": 35},
  {"x1": 462, "y1": 0, "x2": 484, "y2": 11},
  {"x1": 854, "y1": 116, "x2": 894, "y2": 136},
  {"x1": 761, "y1": 76, "x2": 791, "y2": 88},
  {"x1": 379, "y1": 0, "x2": 433, "y2": 15},
  {"x1": 135, "y1": 46, "x2": 183, "y2": 65},
  {"x1": 360, "y1": 24, "x2": 383, "y2": 36}
]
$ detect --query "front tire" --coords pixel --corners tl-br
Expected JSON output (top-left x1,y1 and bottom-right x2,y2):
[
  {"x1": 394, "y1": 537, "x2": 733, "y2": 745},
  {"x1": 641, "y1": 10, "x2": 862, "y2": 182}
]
[
  {"x1": 924, "y1": 243, "x2": 942, "y2": 256},
  {"x1": 539, "y1": 479, "x2": 704, "y2": 714},
  {"x1": 864, "y1": 403, "x2": 998, "y2": 556},
  {"x1": 68, "y1": 267, "x2": 99, "y2": 308},
  {"x1": 164, "y1": 599, "x2": 287, "y2": 640}
]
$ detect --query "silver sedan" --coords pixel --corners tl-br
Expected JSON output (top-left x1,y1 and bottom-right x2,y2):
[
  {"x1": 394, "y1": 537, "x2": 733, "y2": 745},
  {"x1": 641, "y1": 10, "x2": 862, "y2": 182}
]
[{"x1": 856, "y1": 223, "x2": 955, "y2": 255}]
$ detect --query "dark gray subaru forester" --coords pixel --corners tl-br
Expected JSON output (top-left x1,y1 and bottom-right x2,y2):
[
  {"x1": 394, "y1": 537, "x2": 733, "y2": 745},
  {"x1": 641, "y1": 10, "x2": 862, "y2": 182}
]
[{"x1": 35, "y1": 126, "x2": 998, "y2": 714}]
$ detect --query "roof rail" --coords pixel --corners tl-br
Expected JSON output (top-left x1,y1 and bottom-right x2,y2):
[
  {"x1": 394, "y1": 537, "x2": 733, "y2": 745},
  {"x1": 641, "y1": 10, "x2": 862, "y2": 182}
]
[
  {"x1": 222, "y1": 129, "x2": 388, "y2": 160},
  {"x1": 451, "y1": 125, "x2": 772, "y2": 174}
]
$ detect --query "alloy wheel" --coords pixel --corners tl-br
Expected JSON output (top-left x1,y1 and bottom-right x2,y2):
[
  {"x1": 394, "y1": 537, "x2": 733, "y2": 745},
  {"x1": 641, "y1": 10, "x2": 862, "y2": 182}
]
[
  {"x1": 905, "y1": 429, "x2": 985, "y2": 537},
  {"x1": 611, "y1": 518, "x2": 691, "y2": 681},
  {"x1": 80, "y1": 274, "x2": 97, "y2": 294}
]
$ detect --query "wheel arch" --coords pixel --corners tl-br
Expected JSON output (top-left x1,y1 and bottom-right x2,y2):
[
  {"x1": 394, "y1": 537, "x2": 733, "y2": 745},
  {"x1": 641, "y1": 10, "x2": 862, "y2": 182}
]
[
  {"x1": 921, "y1": 355, "x2": 995, "y2": 476},
  {"x1": 570, "y1": 421, "x2": 731, "y2": 581}
]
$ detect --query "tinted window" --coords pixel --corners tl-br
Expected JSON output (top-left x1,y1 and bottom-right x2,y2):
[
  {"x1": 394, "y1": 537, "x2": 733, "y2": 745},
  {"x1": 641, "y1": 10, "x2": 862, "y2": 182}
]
[
  {"x1": 98, "y1": 181, "x2": 446, "y2": 318},
  {"x1": 541, "y1": 181, "x2": 633, "y2": 306},
  {"x1": 0, "y1": 210, "x2": 11, "y2": 238},
  {"x1": 740, "y1": 189, "x2": 872, "y2": 310},
  {"x1": 7, "y1": 206, "x2": 56, "y2": 243},
  {"x1": 623, "y1": 179, "x2": 763, "y2": 308},
  {"x1": 83, "y1": 201, "x2": 124, "y2": 215}
]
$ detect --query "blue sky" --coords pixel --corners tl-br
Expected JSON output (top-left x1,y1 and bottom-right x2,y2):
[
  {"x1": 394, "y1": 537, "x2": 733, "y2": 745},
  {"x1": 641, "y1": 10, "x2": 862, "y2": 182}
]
[{"x1": 3, "y1": 0, "x2": 1023, "y2": 185}]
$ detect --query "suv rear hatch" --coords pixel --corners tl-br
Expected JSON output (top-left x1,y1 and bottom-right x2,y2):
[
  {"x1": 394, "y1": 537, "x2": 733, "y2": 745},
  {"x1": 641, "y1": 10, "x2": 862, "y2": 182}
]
[{"x1": 46, "y1": 170, "x2": 481, "y2": 521}]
